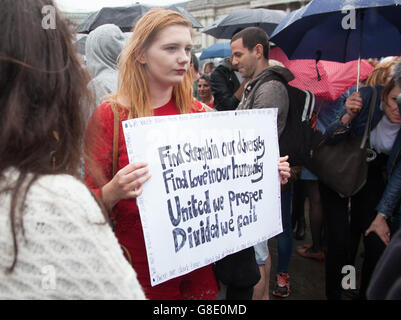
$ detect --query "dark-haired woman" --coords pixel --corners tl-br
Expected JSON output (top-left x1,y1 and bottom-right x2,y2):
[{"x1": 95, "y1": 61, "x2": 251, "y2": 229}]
[
  {"x1": 0, "y1": 0, "x2": 145, "y2": 299},
  {"x1": 197, "y1": 74, "x2": 214, "y2": 108}
]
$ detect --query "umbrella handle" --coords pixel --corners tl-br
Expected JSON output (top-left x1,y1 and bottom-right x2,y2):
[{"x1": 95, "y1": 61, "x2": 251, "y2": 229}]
[
  {"x1": 315, "y1": 50, "x2": 322, "y2": 81},
  {"x1": 356, "y1": 10, "x2": 365, "y2": 94},
  {"x1": 352, "y1": 56, "x2": 362, "y2": 113},
  {"x1": 356, "y1": 56, "x2": 361, "y2": 92},
  {"x1": 354, "y1": 9, "x2": 364, "y2": 114}
]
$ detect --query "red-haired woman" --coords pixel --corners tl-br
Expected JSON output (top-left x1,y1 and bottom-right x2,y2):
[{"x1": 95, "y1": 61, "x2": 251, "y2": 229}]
[{"x1": 85, "y1": 8, "x2": 291, "y2": 300}]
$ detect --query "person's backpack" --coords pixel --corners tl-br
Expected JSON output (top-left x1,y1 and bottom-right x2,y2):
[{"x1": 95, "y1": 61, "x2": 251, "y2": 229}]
[{"x1": 249, "y1": 72, "x2": 324, "y2": 167}]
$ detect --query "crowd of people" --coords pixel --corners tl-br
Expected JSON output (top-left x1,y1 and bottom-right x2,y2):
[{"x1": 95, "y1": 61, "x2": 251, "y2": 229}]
[{"x1": 1, "y1": 0, "x2": 400, "y2": 301}]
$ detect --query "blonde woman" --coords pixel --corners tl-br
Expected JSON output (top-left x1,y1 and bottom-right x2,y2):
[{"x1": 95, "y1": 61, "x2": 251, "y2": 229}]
[
  {"x1": 365, "y1": 59, "x2": 400, "y2": 87},
  {"x1": 202, "y1": 61, "x2": 215, "y2": 75}
]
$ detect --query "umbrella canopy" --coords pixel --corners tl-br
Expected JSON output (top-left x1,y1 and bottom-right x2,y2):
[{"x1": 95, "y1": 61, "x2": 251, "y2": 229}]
[
  {"x1": 202, "y1": 8, "x2": 287, "y2": 39},
  {"x1": 270, "y1": 47, "x2": 374, "y2": 101},
  {"x1": 199, "y1": 42, "x2": 231, "y2": 60},
  {"x1": 270, "y1": 0, "x2": 401, "y2": 90},
  {"x1": 77, "y1": 4, "x2": 203, "y2": 34},
  {"x1": 165, "y1": 5, "x2": 203, "y2": 28},
  {"x1": 270, "y1": 0, "x2": 401, "y2": 62}
]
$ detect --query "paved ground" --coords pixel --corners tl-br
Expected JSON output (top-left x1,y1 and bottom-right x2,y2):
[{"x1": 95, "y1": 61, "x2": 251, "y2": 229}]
[
  {"x1": 268, "y1": 235, "x2": 326, "y2": 300},
  {"x1": 268, "y1": 203, "x2": 363, "y2": 300},
  {"x1": 217, "y1": 201, "x2": 364, "y2": 300}
]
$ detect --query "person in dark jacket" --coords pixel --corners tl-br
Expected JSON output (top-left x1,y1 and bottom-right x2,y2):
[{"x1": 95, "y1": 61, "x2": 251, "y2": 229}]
[
  {"x1": 191, "y1": 53, "x2": 200, "y2": 100},
  {"x1": 367, "y1": 60, "x2": 401, "y2": 300},
  {"x1": 367, "y1": 228, "x2": 401, "y2": 299},
  {"x1": 210, "y1": 57, "x2": 246, "y2": 111},
  {"x1": 369, "y1": 59, "x2": 401, "y2": 237},
  {"x1": 322, "y1": 74, "x2": 401, "y2": 299}
]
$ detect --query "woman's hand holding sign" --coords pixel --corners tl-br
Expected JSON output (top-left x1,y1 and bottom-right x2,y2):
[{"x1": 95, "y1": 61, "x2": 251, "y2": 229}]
[
  {"x1": 278, "y1": 155, "x2": 291, "y2": 185},
  {"x1": 102, "y1": 162, "x2": 151, "y2": 211}
]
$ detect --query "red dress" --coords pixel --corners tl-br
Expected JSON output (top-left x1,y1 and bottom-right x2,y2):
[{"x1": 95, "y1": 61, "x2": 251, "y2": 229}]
[{"x1": 85, "y1": 98, "x2": 218, "y2": 299}]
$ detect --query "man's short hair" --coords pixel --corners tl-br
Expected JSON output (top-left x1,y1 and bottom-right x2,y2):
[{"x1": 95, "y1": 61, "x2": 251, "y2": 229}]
[
  {"x1": 394, "y1": 59, "x2": 401, "y2": 87},
  {"x1": 230, "y1": 27, "x2": 270, "y2": 59}
]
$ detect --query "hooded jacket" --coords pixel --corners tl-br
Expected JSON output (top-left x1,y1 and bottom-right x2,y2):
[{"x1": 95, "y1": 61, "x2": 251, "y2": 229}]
[
  {"x1": 210, "y1": 58, "x2": 241, "y2": 111},
  {"x1": 237, "y1": 65, "x2": 294, "y2": 137},
  {"x1": 86, "y1": 24, "x2": 126, "y2": 108}
]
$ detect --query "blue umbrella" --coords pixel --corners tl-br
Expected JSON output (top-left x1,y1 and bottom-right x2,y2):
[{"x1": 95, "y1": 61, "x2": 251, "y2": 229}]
[
  {"x1": 199, "y1": 42, "x2": 231, "y2": 60},
  {"x1": 270, "y1": 0, "x2": 401, "y2": 90}
]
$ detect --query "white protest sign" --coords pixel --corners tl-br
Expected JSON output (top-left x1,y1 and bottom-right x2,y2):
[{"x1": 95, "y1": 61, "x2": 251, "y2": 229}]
[{"x1": 122, "y1": 109, "x2": 282, "y2": 286}]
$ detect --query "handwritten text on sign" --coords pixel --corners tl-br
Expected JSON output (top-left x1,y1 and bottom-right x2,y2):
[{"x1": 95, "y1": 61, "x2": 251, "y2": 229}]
[{"x1": 122, "y1": 109, "x2": 282, "y2": 286}]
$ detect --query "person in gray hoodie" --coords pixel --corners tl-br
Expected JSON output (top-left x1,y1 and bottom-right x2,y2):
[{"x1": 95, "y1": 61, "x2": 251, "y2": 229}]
[{"x1": 85, "y1": 24, "x2": 126, "y2": 112}]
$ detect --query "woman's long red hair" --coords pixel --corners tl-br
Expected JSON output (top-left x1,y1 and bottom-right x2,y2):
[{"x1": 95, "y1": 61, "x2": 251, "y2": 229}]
[{"x1": 112, "y1": 8, "x2": 197, "y2": 118}]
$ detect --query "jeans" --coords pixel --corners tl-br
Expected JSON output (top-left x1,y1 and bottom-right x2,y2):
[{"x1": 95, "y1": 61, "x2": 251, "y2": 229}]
[{"x1": 276, "y1": 186, "x2": 293, "y2": 274}]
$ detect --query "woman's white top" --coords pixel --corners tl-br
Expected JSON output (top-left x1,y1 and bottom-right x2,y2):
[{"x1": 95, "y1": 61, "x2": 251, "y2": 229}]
[
  {"x1": 0, "y1": 169, "x2": 145, "y2": 300},
  {"x1": 370, "y1": 106, "x2": 401, "y2": 155}
]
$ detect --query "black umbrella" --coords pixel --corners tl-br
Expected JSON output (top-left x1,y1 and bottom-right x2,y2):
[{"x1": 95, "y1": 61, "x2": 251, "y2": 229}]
[
  {"x1": 165, "y1": 5, "x2": 203, "y2": 29},
  {"x1": 77, "y1": 4, "x2": 203, "y2": 34},
  {"x1": 202, "y1": 8, "x2": 287, "y2": 39}
]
